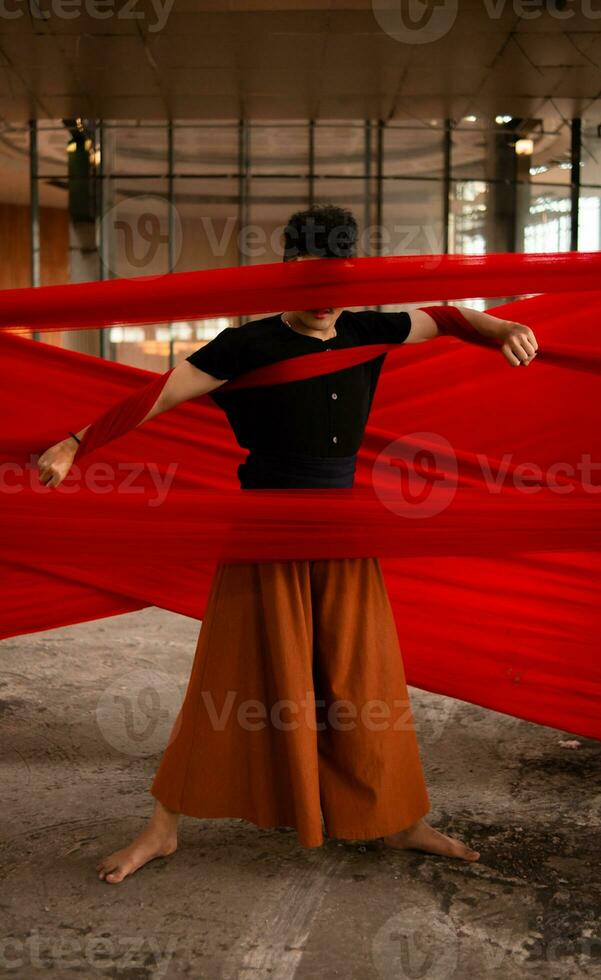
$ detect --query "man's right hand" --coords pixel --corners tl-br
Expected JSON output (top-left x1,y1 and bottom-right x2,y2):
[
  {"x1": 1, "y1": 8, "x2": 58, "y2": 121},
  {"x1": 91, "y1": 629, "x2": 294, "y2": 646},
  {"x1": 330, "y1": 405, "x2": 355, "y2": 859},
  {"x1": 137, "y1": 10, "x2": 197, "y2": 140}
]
[
  {"x1": 37, "y1": 438, "x2": 78, "y2": 488},
  {"x1": 34, "y1": 361, "x2": 226, "y2": 490}
]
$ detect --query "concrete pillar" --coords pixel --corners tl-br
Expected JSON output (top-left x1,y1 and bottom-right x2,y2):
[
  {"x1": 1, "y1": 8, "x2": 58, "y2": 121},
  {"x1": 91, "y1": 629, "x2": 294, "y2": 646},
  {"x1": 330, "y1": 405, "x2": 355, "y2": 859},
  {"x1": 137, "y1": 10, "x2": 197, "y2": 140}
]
[
  {"x1": 485, "y1": 127, "x2": 519, "y2": 253},
  {"x1": 61, "y1": 220, "x2": 100, "y2": 357},
  {"x1": 62, "y1": 126, "x2": 101, "y2": 358},
  {"x1": 484, "y1": 123, "x2": 533, "y2": 253}
]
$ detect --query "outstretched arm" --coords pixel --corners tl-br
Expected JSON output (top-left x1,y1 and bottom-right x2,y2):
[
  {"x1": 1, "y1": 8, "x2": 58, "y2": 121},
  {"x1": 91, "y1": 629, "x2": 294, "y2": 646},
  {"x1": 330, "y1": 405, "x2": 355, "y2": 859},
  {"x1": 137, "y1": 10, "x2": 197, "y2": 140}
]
[
  {"x1": 38, "y1": 361, "x2": 225, "y2": 489},
  {"x1": 406, "y1": 305, "x2": 539, "y2": 367}
]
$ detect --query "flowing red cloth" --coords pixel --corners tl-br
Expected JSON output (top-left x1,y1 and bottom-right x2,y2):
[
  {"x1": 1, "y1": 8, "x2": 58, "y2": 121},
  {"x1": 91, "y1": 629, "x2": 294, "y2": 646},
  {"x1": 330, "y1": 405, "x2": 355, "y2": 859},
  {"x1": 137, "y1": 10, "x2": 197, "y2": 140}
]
[
  {"x1": 417, "y1": 304, "x2": 490, "y2": 345},
  {"x1": 1, "y1": 258, "x2": 600, "y2": 741},
  {"x1": 2, "y1": 251, "x2": 601, "y2": 332}
]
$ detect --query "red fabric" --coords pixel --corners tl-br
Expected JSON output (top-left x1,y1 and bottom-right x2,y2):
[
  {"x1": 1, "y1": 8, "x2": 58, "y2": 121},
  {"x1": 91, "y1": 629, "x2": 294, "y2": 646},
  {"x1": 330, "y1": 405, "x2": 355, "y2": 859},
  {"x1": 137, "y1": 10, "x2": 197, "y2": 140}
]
[
  {"x1": 417, "y1": 304, "x2": 490, "y2": 346},
  {"x1": 74, "y1": 306, "x2": 586, "y2": 457},
  {"x1": 2, "y1": 250, "x2": 601, "y2": 332},
  {"x1": 1, "y1": 257, "x2": 600, "y2": 742},
  {"x1": 76, "y1": 368, "x2": 175, "y2": 458}
]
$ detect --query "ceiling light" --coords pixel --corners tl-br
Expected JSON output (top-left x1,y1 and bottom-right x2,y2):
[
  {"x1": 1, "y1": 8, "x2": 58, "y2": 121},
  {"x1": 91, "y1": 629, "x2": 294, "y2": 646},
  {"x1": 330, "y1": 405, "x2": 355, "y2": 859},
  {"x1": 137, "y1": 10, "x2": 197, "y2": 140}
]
[
  {"x1": 495, "y1": 114, "x2": 513, "y2": 124},
  {"x1": 462, "y1": 115, "x2": 477, "y2": 123},
  {"x1": 515, "y1": 138, "x2": 534, "y2": 156}
]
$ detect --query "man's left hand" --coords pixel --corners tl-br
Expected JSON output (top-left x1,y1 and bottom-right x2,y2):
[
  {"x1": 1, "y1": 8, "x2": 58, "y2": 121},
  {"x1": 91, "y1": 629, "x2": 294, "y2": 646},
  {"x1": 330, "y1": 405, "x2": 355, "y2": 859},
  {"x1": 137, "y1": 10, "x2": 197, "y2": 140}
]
[{"x1": 499, "y1": 321, "x2": 538, "y2": 367}]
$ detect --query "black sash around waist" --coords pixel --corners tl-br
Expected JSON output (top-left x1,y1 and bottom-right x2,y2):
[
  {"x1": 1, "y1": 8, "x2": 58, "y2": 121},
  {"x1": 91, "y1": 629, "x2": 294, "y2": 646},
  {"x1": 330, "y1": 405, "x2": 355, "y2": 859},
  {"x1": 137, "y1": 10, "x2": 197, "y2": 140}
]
[{"x1": 237, "y1": 451, "x2": 357, "y2": 489}]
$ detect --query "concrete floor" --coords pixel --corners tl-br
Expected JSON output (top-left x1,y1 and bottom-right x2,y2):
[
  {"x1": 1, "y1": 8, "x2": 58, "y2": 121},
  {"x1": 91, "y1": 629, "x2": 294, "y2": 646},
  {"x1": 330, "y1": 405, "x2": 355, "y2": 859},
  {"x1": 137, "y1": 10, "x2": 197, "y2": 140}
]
[{"x1": 1, "y1": 606, "x2": 600, "y2": 980}]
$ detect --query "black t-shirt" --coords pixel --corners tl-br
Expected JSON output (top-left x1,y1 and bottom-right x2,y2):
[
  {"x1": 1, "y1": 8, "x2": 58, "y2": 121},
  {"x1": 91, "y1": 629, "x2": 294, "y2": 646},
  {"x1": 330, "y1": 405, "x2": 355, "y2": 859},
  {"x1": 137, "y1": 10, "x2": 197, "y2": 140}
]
[{"x1": 185, "y1": 309, "x2": 412, "y2": 457}]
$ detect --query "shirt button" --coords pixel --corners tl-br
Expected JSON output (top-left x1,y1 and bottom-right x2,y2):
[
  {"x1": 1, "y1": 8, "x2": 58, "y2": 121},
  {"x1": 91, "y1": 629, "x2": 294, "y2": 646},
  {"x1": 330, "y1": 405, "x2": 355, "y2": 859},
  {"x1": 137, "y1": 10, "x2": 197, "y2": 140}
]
[
  {"x1": 331, "y1": 392, "x2": 338, "y2": 400},
  {"x1": 332, "y1": 436, "x2": 338, "y2": 444}
]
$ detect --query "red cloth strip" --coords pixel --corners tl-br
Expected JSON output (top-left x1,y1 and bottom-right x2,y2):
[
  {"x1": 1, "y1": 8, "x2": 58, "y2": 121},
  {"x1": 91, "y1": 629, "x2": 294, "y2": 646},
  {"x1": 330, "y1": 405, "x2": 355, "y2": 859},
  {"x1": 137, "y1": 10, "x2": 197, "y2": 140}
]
[
  {"x1": 76, "y1": 368, "x2": 175, "y2": 458},
  {"x1": 3, "y1": 251, "x2": 601, "y2": 331},
  {"x1": 75, "y1": 324, "x2": 581, "y2": 460},
  {"x1": 417, "y1": 304, "x2": 492, "y2": 347},
  {"x1": 1, "y1": 273, "x2": 600, "y2": 742},
  {"x1": 75, "y1": 345, "x2": 404, "y2": 457}
]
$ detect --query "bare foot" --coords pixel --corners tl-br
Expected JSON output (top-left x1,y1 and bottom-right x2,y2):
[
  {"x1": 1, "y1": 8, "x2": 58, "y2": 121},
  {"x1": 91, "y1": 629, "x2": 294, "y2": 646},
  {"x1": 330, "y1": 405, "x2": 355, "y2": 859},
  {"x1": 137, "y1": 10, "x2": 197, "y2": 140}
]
[
  {"x1": 96, "y1": 800, "x2": 179, "y2": 884},
  {"x1": 383, "y1": 818, "x2": 480, "y2": 862}
]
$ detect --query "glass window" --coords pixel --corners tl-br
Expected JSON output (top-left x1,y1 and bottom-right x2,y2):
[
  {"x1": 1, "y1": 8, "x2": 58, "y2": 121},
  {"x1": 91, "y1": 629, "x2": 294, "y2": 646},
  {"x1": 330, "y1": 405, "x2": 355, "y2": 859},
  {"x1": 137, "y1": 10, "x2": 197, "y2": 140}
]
[
  {"x1": 522, "y1": 186, "x2": 571, "y2": 253},
  {"x1": 173, "y1": 124, "x2": 239, "y2": 175},
  {"x1": 102, "y1": 123, "x2": 167, "y2": 176},
  {"x1": 249, "y1": 124, "x2": 309, "y2": 176},
  {"x1": 100, "y1": 178, "x2": 171, "y2": 279},
  {"x1": 453, "y1": 123, "x2": 571, "y2": 188},
  {"x1": 173, "y1": 177, "x2": 240, "y2": 271},
  {"x1": 578, "y1": 190, "x2": 601, "y2": 251},
  {"x1": 451, "y1": 126, "x2": 488, "y2": 182},
  {"x1": 246, "y1": 176, "x2": 309, "y2": 266},
  {"x1": 449, "y1": 180, "x2": 487, "y2": 254},
  {"x1": 527, "y1": 127, "x2": 571, "y2": 187},
  {"x1": 384, "y1": 125, "x2": 444, "y2": 180},
  {"x1": 382, "y1": 178, "x2": 445, "y2": 257},
  {"x1": 314, "y1": 123, "x2": 367, "y2": 177}
]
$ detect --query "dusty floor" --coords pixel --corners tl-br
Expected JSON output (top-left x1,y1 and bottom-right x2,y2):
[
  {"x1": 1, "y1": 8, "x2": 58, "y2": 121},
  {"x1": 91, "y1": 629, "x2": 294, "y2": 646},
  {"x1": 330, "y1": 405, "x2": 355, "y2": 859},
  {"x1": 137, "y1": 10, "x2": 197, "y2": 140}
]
[{"x1": 1, "y1": 606, "x2": 600, "y2": 980}]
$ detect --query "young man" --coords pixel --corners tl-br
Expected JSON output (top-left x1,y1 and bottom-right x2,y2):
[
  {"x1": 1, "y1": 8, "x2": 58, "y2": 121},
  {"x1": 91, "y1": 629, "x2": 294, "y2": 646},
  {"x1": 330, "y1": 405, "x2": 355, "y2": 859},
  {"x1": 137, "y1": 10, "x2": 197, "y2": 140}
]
[{"x1": 38, "y1": 205, "x2": 538, "y2": 883}]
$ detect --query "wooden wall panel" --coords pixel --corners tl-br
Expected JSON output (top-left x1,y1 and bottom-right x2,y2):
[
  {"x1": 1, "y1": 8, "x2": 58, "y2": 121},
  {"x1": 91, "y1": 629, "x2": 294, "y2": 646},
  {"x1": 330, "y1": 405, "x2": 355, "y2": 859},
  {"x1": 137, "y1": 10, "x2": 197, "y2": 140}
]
[
  {"x1": 40, "y1": 206, "x2": 69, "y2": 287},
  {"x1": 0, "y1": 202, "x2": 69, "y2": 288},
  {"x1": 0, "y1": 202, "x2": 31, "y2": 291},
  {"x1": 0, "y1": 203, "x2": 69, "y2": 347}
]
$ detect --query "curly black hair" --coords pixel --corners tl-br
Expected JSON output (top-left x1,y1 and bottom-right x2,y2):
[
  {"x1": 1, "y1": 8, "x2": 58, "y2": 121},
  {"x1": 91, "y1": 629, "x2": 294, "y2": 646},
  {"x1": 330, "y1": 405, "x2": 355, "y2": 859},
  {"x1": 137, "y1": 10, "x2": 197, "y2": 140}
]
[{"x1": 282, "y1": 204, "x2": 358, "y2": 261}]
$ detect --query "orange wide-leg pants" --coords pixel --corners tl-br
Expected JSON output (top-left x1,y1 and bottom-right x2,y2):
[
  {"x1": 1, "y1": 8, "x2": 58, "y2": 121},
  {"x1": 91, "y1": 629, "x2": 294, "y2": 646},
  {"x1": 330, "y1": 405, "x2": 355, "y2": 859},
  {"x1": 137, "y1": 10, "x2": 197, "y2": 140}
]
[{"x1": 150, "y1": 557, "x2": 430, "y2": 847}]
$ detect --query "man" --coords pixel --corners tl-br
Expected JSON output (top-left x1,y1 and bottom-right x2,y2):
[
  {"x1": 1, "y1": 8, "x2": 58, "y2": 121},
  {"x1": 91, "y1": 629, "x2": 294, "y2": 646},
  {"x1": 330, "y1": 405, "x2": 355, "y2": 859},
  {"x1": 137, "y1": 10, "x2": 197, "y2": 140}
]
[{"x1": 38, "y1": 205, "x2": 538, "y2": 883}]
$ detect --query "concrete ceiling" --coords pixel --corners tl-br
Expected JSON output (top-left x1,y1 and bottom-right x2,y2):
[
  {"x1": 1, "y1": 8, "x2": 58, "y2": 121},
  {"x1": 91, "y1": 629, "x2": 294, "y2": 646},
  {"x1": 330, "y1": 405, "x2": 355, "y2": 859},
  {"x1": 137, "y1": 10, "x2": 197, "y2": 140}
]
[{"x1": 0, "y1": 0, "x2": 601, "y2": 126}]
